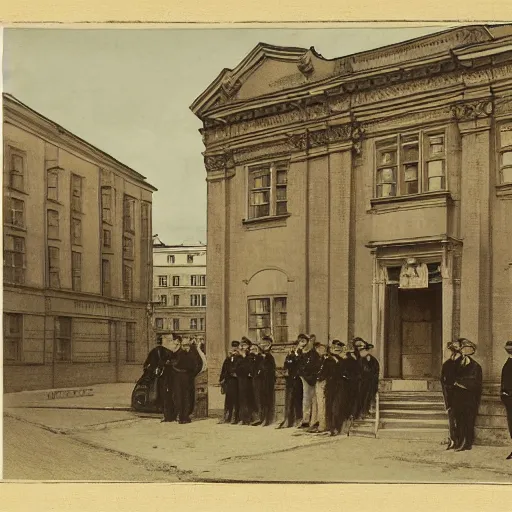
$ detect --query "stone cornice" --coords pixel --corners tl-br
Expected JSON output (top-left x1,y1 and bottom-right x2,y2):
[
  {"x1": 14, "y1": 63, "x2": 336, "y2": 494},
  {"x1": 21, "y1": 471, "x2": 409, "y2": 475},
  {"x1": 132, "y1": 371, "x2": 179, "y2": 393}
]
[{"x1": 451, "y1": 97, "x2": 494, "y2": 121}]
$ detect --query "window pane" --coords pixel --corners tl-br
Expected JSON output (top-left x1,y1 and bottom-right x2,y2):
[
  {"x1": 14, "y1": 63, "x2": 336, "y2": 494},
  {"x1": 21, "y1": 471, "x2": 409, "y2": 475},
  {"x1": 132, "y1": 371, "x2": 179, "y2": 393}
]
[
  {"x1": 377, "y1": 184, "x2": 396, "y2": 198},
  {"x1": 276, "y1": 170, "x2": 288, "y2": 185},
  {"x1": 377, "y1": 168, "x2": 396, "y2": 184},
  {"x1": 252, "y1": 204, "x2": 270, "y2": 218},
  {"x1": 502, "y1": 167, "x2": 512, "y2": 184},
  {"x1": 377, "y1": 149, "x2": 397, "y2": 166},
  {"x1": 250, "y1": 190, "x2": 270, "y2": 206},
  {"x1": 249, "y1": 299, "x2": 270, "y2": 314},
  {"x1": 502, "y1": 151, "x2": 512, "y2": 167},
  {"x1": 428, "y1": 177, "x2": 444, "y2": 191},
  {"x1": 403, "y1": 145, "x2": 419, "y2": 162},
  {"x1": 276, "y1": 186, "x2": 287, "y2": 201},
  {"x1": 427, "y1": 160, "x2": 444, "y2": 178},
  {"x1": 428, "y1": 135, "x2": 445, "y2": 156},
  {"x1": 501, "y1": 127, "x2": 512, "y2": 147},
  {"x1": 12, "y1": 154, "x2": 24, "y2": 172},
  {"x1": 276, "y1": 202, "x2": 288, "y2": 216},
  {"x1": 404, "y1": 164, "x2": 418, "y2": 182}
]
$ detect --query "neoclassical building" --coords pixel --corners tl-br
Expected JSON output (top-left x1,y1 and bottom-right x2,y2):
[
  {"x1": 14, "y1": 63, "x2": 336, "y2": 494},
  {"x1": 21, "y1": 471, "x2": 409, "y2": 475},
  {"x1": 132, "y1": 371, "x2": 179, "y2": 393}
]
[
  {"x1": 191, "y1": 25, "x2": 512, "y2": 443},
  {"x1": 3, "y1": 94, "x2": 156, "y2": 392}
]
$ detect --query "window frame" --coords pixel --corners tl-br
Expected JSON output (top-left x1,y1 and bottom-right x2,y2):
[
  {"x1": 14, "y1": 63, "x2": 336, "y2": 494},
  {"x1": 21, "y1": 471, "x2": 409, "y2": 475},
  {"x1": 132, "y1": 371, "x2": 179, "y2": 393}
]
[
  {"x1": 123, "y1": 263, "x2": 133, "y2": 301},
  {"x1": 159, "y1": 294, "x2": 168, "y2": 306},
  {"x1": 373, "y1": 128, "x2": 447, "y2": 200},
  {"x1": 190, "y1": 318, "x2": 198, "y2": 330},
  {"x1": 101, "y1": 258, "x2": 111, "y2": 296},
  {"x1": 123, "y1": 195, "x2": 136, "y2": 234},
  {"x1": 123, "y1": 235, "x2": 134, "y2": 260},
  {"x1": 172, "y1": 294, "x2": 180, "y2": 306},
  {"x1": 102, "y1": 228, "x2": 112, "y2": 249},
  {"x1": 4, "y1": 313, "x2": 23, "y2": 363},
  {"x1": 172, "y1": 275, "x2": 180, "y2": 287},
  {"x1": 187, "y1": 255, "x2": 194, "y2": 264},
  {"x1": 3, "y1": 234, "x2": 26, "y2": 285},
  {"x1": 247, "y1": 295, "x2": 288, "y2": 344},
  {"x1": 172, "y1": 318, "x2": 180, "y2": 331},
  {"x1": 47, "y1": 169, "x2": 59, "y2": 202},
  {"x1": 71, "y1": 174, "x2": 83, "y2": 213},
  {"x1": 246, "y1": 159, "x2": 289, "y2": 221},
  {"x1": 190, "y1": 294, "x2": 201, "y2": 307},
  {"x1": 158, "y1": 275, "x2": 168, "y2": 287},
  {"x1": 47, "y1": 209, "x2": 60, "y2": 240},
  {"x1": 101, "y1": 186, "x2": 113, "y2": 225},
  {"x1": 48, "y1": 245, "x2": 61, "y2": 289},
  {"x1": 71, "y1": 251, "x2": 82, "y2": 292},
  {"x1": 71, "y1": 217, "x2": 82, "y2": 246},
  {"x1": 167, "y1": 255, "x2": 175, "y2": 264},
  {"x1": 6, "y1": 196, "x2": 25, "y2": 229},
  {"x1": 55, "y1": 316, "x2": 72, "y2": 362},
  {"x1": 7, "y1": 146, "x2": 27, "y2": 193},
  {"x1": 498, "y1": 121, "x2": 512, "y2": 185}
]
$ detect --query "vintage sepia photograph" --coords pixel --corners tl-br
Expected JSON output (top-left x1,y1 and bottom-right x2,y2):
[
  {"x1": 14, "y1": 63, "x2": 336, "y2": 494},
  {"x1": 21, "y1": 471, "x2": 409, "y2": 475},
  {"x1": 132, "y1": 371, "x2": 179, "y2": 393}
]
[{"x1": 2, "y1": 23, "x2": 512, "y2": 484}]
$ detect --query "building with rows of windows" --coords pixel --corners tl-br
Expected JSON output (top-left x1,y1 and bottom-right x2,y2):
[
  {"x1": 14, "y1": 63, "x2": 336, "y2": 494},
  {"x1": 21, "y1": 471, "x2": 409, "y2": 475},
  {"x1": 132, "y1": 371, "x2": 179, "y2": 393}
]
[
  {"x1": 3, "y1": 94, "x2": 157, "y2": 392},
  {"x1": 152, "y1": 237, "x2": 207, "y2": 342},
  {"x1": 191, "y1": 25, "x2": 512, "y2": 442}
]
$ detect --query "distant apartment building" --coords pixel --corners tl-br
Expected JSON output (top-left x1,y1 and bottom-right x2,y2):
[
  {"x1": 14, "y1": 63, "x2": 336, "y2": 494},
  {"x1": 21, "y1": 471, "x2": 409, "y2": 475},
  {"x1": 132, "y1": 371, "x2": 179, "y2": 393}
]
[
  {"x1": 152, "y1": 238, "x2": 207, "y2": 343},
  {"x1": 3, "y1": 94, "x2": 157, "y2": 392}
]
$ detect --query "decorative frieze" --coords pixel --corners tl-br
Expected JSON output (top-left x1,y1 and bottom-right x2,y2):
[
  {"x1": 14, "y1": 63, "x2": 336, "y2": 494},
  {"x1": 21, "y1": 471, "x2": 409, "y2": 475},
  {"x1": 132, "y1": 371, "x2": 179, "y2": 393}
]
[
  {"x1": 204, "y1": 153, "x2": 230, "y2": 172},
  {"x1": 451, "y1": 99, "x2": 494, "y2": 121}
]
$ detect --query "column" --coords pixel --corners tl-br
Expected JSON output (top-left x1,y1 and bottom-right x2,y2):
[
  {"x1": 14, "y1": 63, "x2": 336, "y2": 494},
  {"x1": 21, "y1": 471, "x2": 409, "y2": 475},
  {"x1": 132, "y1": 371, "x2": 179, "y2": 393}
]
[{"x1": 456, "y1": 100, "x2": 493, "y2": 379}]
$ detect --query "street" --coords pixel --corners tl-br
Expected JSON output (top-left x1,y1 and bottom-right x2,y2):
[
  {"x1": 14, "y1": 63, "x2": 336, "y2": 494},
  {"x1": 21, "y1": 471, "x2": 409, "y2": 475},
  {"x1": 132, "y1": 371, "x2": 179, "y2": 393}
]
[{"x1": 4, "y1": 403, "x2": 512, "y2": 482}]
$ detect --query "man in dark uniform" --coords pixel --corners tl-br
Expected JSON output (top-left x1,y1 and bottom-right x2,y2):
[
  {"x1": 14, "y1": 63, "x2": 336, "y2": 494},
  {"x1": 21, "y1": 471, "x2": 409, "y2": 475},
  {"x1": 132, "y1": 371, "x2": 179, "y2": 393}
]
[
  {"x1": 359, "y1": 342, "x2": 380, "y2": 420},
  {"x1": 142, "y1": 336, "x2": 169, "y2": 411},
  {"x1": 170, "y1": 337, "x2": 198, "y2": 424},
  {"x1": 236, "y1": 339, "x2": 255, "y2": 425},
  {"x1": 441, "y1": 338, "x2": 462, "y2": 450},
  {"x1": 298, "y1": 335, "x2": 320, "y2": 429},
  {"x1": 321, "y1": 340, "x2": 344, "y2": 436},
  {"x1": 278, "y1": 335, "x2": 307, "y2": 428},
  {"x1": 257, "y1": 336, "x2": 277, "y2": 427},
  {"x1": 451, "y1": 338, "x2": 483, "y2": 451},
  {"x1": 249, "y1": 344, "x2": 264, "y2": 425},
  {"x1": 349, "y1": 337, "x2": 366, "y2": 420},
  {"x1": 500, "y1": 340, "x2": 512, "y2": 460},
  {"x1": 161, "y1": 336, "x2": 181, "y2": 422},
  {"x1": 219, "y1": 341, "x2": 241, "y2": 424}
]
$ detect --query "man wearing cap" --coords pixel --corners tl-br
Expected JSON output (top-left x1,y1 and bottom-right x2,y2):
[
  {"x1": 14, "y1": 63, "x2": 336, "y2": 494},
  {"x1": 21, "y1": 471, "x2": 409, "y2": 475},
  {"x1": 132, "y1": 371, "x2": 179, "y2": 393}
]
[
  {"x1": 161, "y1": 335, "x2": 182, "y2": 422},
  {"x1": 349, "y1": 337, "x2": 366, "y2": 420},
  {"x1": 142, "y1": 336, "x2": 170, "y2": 412},
  {"x1": 358, "y1": 342, "x2": 380, "y2": 420},
  {"x1": 219, "y1": 341, "x2": 242, "y2": 424},
  {"x1": 298, "y1": 334, "x2": 320, "y2": 429},
  {"x1": 249, "y1": 344, "x2": 264, "y2": 425},
  {"x1": 500, "y1": 340, "x2": 512, "y2": 459},
  {"x1": 313, "y1": 341, "x2": 333, "y2": 433},
  {"x1": 257, "y1": 336, "x2": 277, "y2": 426},
  {"x1": 322, "y1": 340, "x2": 345, "y2": 435},
  {"x1": 441, "y1": 339, "x2": 463, "y2": 450},
  {"x1": 236, "y1": 338, "x2": 255, "y2": 425},
  {"x1": 278, "y1": 335, "x2": 307, "y2": 428},
  {"x1": 451, "y1": 338, "x2": 483, "y2": 451}
]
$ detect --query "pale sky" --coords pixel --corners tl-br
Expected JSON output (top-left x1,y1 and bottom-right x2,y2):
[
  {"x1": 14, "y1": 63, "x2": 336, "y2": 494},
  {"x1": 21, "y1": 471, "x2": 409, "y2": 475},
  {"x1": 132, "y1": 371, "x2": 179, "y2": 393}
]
[{"x1": 3, "y1": 26, "x2": 447, "y2": 243}]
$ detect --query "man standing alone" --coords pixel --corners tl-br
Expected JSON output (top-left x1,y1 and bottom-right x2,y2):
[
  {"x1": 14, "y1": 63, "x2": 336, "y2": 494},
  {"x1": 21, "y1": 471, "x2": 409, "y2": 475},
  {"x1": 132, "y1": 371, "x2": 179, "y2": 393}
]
[
  {"x1": 441, "y1": 339, "x2": 462, "y2": 450},
  {"x1": 500, "y1": 340, "x2": 512, "y2": 460}
]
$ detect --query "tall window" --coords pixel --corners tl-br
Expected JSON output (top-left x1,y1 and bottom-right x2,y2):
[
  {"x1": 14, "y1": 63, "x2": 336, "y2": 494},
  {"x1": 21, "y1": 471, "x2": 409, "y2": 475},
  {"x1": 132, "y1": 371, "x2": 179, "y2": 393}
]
[
  {"x1": 123, "y1": 195, "x2": 136, "y2": 233},
  {"x1": 190, "y1": 318, "x2": 198, "y2": 330},
  {"x1": 201, "y1": 294, "x2": 207, "y2": 306},
  {"x1": 191, "y1": 294, "x2": 201, "y2": 306},
  {"x1": 6, "y1": 197, "x2": 25, "y2": 228},
  {"x1": 158, "y1": 275, "x2": 168, "y2": 287},
  {"x1": 71, "y1": 174, "x2": 83, "y2": 212},
  {"x1": 4, "y1": 313, "x2": 22, "y2": 362},
  {"x1": 123, "y1": 264, "x2": 133, "y2": 300},
  {"x1": 248, "y1": 160, "x2": 288, "y2": 219},
  {"x1": 101, "y1": 187, "x2": 113, "y2": 223},
  {"x1": 123, "y1": 236, "x2": 134, "y2": 259},
  {"x1": 199, "y1": 318, "x2": 205, "y2": 331},
  {"x1": 47, "y1": 210, "x2": 59, "y2": 239},
  {"x1": 155, "y1": 318, "x2": 164, "y2": 329},
  {"x1": 71, "y1": 218, "x2": 82, "y2": 245},
  {"x1": 55, "y1": 317, "x2": 72, "y2": 362},
  {"x1": 126, "y1": 322, "x2": 136, "y2": 362},
  {"x1": 167, "y1": 255, "x2": 175, "y2": 264},
  {"x1": 8, "y1": 147, "x2": 26, "y2": 192},
  {"x1": 499, "y1": 123, "x2": 512, "y2": 184},
  {"x1": 190, "y1": 275, "x2": 206, "y2": 286},
  {"x1": 248, "y1": 296, "x2": 288, "y2": 344},
  {"x1": 47, "y1": 169, "x2": 59, "y2": 201},
  {"x1": 159, "y1": 294, "x2": 168, "y2": 306},
  {"x1": 172, "y1": 318, "x2": 180, "y2": 331},
  {"x1": 375, "y1": 130, "x2": 446, "y2": 198},
  {"x1": 103, "y1": 229, "x2": 112, "y2": 249},
  {"x1": 173, "y1": 295, "x2": 180, "y2": 306},
  {"x1": 172, "y1": 276, "x2": 180, "y2": 286},
  {"x1": 4, "y1": 235, "x2": 25, "y2": 284},
  {"x1": 71, "y1": 251, "x2": 82, "y2": 291},
  {"x1": 48, "y1": 246, "x2": 61, "y2": 289},
  {"x1": 102, "y1": 259, "x2": 111, "y2": 296}
]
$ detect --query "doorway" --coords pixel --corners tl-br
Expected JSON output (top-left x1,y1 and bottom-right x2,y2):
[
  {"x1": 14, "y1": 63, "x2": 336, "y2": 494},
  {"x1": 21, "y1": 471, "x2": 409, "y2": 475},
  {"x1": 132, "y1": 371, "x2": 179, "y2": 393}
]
[{"x1": 385, "y1": 283, "x2": 443, "y2": 379}]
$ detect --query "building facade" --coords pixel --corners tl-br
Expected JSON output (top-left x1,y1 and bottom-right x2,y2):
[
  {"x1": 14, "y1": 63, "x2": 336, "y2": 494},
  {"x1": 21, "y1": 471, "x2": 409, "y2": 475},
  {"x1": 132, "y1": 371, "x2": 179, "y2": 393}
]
[
  {"x1": 191, "y1": 25, "x2": 512, "y2": 442},
  {"x1": 152, "y1": 238, "x2": 207, "y2": 342},
  {"x1": 3, "y1": 94, "x2": 157, "y2": 392}
]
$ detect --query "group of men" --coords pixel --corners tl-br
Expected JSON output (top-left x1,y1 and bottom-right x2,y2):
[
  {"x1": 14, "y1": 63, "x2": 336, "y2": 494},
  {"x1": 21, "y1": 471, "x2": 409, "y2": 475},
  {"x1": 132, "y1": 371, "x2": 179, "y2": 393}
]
[
  {"x1": 219, "y1": 333, "x2": 380, "y2": 436},
  {"x1": 441, "y1": 338, "x2": 512, "y2": 457},
  {"x1": 142, "y1": 335, "x2": 207, "y2": 424}
]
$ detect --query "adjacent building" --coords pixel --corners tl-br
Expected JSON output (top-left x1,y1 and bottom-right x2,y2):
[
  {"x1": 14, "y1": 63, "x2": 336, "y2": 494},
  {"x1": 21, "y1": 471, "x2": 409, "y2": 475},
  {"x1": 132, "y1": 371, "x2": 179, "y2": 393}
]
[
  {"x1": 152, "y1": 238, "x2": 207, "y2": 342},
  {"x1": 191, "y1": 25, "x2": 512, "y2": 442},
  {"x1": 3, "y1": 93, "x2": 157, "y2": 392}
]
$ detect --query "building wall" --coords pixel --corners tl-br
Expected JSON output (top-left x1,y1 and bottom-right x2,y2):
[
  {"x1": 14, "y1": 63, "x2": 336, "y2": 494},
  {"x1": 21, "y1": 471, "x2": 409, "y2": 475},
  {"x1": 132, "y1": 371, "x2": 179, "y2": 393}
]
[
  {"x1": 194, "y1": 30, "x2": 512, "y2": 430},
  {"x1": 3, "y1": 96, "x2": 155, "y2": 392},
  {"x1": 153, "y1": 244, "x2": 207, "y2": 339}
]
